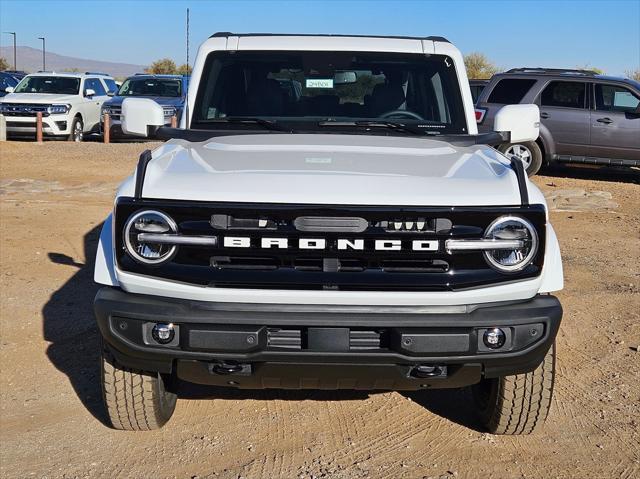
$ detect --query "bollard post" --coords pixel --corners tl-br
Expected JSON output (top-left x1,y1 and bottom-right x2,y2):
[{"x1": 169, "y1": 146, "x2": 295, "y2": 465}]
[
  {"x1": 103, "y1": 113, "x2": 110, "y2": 144},
  {"x1": 0, "y1": 114, "x2": 6, "y2": 141},
  {"x1": 36, "y1": 112, "x2": 43, "y2": 143},
  {"x1": 171, "y1": 115, "x2": 177, "y2": 128}
]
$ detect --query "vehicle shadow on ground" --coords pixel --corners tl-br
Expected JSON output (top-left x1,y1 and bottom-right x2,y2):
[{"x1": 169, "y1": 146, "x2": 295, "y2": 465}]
[
  {"x1": 42, "y1": 224, "x2": 109, "y2": 425},
  {"x1": 179, "y1": 382, "x2": 483, "y2": 432},
  {"x1": 540, "y1": 164, "x2": 639, "y2": 184}
]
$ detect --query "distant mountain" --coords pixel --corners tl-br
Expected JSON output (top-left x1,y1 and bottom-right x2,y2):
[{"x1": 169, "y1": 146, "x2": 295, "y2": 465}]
[{"x1": 0, "y1": 46, "x2": 146, "y2": 78}]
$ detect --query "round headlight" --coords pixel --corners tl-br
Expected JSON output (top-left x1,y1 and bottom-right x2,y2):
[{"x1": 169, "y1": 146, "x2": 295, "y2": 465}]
[
  {"x1": 124, "y1": 210, "x2": 177, "y2": 264},
  {"x1": 483, "y1": 216, "x2": 538, "y2": 273}
]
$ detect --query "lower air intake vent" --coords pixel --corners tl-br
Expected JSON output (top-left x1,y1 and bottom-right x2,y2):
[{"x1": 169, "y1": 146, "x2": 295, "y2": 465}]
[
  {"x1": 267, "y1": 328, "x2": 302, "y2": 349},
  {"x1": 349, "y1": 330, "x2": 382, "y2": 350}
]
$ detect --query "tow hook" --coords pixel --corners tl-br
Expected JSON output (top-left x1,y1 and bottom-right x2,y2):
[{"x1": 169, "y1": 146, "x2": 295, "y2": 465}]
[
  {"x1": 412, "y1": 364, "x2": 448, "y2": 379},
  {"x1": 209, "y1": 361, "x2": 251, "y2": 376}
]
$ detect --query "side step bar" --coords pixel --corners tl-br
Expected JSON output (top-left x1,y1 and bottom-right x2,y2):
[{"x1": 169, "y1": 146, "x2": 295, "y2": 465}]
[{"x1": 553, "y1": 155, "x2": 640, "y2": 167}]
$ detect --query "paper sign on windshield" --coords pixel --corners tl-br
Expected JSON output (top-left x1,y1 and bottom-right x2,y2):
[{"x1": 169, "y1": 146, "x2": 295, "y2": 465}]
[{"x1": 306, "y1": 79, "x2": 334, "y2": 89}]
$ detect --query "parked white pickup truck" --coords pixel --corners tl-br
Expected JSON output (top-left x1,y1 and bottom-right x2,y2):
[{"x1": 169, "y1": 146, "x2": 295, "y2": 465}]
[
  {"x1": 93, "y1": 33, "x2": 563, "y2": 434},
  {"x1": 0, "y1": 72, "x2": 117, "y2": 141}
]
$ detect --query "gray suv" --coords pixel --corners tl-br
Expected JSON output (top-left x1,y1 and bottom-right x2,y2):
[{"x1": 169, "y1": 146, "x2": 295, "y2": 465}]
[{"x1": 476, "y1": 68, "x2": 640, "y2": 175}]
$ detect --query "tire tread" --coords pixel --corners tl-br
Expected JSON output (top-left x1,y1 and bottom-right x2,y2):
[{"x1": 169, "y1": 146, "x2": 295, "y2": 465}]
[
  {"x1": 477, "y1": 342, "x2": 555, "y2": 435},
  {"x1": 101, "y1": 346, "x2": 176, "y2": 431}
]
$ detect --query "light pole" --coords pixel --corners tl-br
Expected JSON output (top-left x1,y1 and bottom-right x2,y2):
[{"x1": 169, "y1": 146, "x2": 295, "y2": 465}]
[
  {"x1": 38, "y1": 37, "x2": 46, "y2": 71},
  {"x1": 3, "y1": 31, "x2": 16, "y2": 70}
]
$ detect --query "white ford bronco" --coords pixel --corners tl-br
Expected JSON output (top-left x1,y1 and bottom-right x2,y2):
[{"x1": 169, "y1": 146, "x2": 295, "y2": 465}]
[{"x1": 94, "y1": 33, "x2": 563, "y2": 433}]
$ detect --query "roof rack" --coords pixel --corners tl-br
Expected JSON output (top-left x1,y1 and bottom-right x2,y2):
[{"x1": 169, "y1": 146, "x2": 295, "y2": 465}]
[
  {"x1": 85, "y1": 71, "x2": 110, "y2": 76},
  {"x1": 209, "y1": 32, "x2": 450, "y2": 43},
  {"x1": 506, "y1": 68, "x2": 599, "y2": 76}
]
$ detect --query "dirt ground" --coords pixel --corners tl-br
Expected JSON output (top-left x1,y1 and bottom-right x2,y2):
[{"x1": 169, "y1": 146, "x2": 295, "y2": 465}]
[{"x1": 0, "y1": 140, "x2": 638, "y2": 479}]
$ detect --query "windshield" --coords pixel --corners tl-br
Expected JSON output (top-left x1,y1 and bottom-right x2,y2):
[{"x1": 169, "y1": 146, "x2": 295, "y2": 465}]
[
  {"x1": 0, "y1": 73, "x2": 18, "y2": 89},
  {"x1": 118, "y1": 78, "x2": 182, "y2": 97},
  {"x1": 14, "y1": 76, "x2": 80, "y2": 94},
  {"x1": 192, "y1": 51, "x2": 467, "y2": 134}
]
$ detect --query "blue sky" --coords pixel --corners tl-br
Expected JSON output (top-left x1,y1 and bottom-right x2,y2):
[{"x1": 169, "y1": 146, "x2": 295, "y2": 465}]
[{"x1": 1, "y1": 0, "x2": 639, "y2": 75}]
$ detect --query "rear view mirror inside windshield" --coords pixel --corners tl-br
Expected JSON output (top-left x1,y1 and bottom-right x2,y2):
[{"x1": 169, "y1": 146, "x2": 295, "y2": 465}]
[{"x1": 334, "y1": 71, "x2": 357, "y2": 84}]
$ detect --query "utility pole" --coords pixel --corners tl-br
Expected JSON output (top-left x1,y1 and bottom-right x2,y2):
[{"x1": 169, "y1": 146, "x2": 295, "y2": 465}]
[
  {"x1": 184, "y1": 7, "x2": 190, "y2": 129},
  {"x1": 38, "y1": 37, "x2": 46, "y2": 71},
  {"x1": 186, "y1": 8, "x2": 189, "y2": 70},
  {"x1": 3, "y1": 32, "x2": 16, "y2": 70}
]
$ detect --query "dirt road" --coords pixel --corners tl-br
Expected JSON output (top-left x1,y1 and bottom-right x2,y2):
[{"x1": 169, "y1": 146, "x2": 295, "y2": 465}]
[{"x1": 1, "y1": 141, "x2": 638, "y2": 479}]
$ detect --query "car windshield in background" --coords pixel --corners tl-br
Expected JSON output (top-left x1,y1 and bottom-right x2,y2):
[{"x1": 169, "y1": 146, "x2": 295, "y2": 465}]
[
  {"x1": 0, "y1": 72, "x2": 19, "y2": 90},
  {"x1": 192, "y1": 51, "x2": 467, "y2": 134},
  {"x1": 14, "y1": 76, "x2": 80, "y2": 95},
  {"x1": 118, "y1": 78, "x2": 182, "y2": 97}
]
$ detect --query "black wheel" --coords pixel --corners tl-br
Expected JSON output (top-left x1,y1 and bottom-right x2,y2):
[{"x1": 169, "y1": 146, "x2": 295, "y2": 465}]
[
  {"x1": 498, "y1": 141, "x2": 543, "y2": 177},
  {"x1": 472, "y1": 341, "x2": 555, "y2": 435},
  {"x1": 101, "y1": 343, "x2": 177, "y2": 430},
  {"x1": 68, "y1": 116, "x2": 84, "y2": 142}
]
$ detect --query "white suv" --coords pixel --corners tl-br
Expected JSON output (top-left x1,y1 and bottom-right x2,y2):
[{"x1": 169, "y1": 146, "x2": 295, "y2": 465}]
[
  {"x1": 0, "y1": 72, "x2": 117, "y2": 141},
  {"x1": 94, "y1": 33, "x2": 564, "y2": 434}
]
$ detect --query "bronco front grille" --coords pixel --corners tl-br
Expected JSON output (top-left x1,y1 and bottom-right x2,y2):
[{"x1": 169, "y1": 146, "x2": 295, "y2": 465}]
[{"x1": 114, "y1": 198, "x2": 547, "y2": 291}]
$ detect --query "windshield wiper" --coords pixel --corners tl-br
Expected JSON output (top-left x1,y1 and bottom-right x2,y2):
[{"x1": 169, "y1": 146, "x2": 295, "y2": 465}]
[
  {"x1": 201, "y1": 117, "x2": 291, "y2": 132},
  {"x1": 317, "y1": 120, "x2": 425, "y2": 136}
]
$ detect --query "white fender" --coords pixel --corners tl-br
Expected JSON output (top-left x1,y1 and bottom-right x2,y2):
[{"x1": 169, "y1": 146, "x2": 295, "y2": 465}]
[
  {"x1": 539, "y1": 223, "x2": 563, "y2": 293},
  {"x1": 94, "y1": 214, "x2": 118, "y2": 286}
]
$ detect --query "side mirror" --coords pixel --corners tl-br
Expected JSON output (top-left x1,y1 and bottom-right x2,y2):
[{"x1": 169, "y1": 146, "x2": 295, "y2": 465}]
[
  {"x1": 493, "y1": 104, "x2": 540, "y2": 143},
  {"x1": 5, "y1": 86, "x2": 14, "y2": 94},
  {"x1": 84, "y1": 88, "x2": 96, "y2": 98},
  {"x1": 121, "y1": 97, "x2": 165, "y2": 137},
  {"x1": 107, "y1": 90, "x2": 115, "y2": 97}
]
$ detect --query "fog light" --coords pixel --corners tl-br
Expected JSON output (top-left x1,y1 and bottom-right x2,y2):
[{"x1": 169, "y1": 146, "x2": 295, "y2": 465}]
[
  {"x1": 483, "y1": 328, "x2": 506, "y2": 349},
  {"x1": 152, "y1": 323, "x2": 175, "y2": 344}
]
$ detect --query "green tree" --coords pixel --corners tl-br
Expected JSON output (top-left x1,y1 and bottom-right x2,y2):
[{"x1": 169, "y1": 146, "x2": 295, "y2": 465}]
[
  {"x1": 62, "y1": 67, "x2": 80, "y2": 73},
  {"x1": 177, "y1": 64, "x2": 192, "y2": 75},
  {"x1": 576, "y1": 64, "x2": 604, "y2": 74},
  {"x1": 0, "y1": 57, "x2": 9, "y2": 70},
  {"x1": 464, "y1": 52, "x2": 499, "y2": 79},
  {"x1": 146, "y1": 58, "x2": 178, "y2": 74},
  {"x1": 625, "y1": 69, "x2": 640, "y2": 81}
]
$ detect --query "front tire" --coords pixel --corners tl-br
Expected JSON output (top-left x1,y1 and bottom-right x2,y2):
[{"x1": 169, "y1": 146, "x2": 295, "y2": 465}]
[
  {"x1": 499, "y1": 141, "x2": 543, "y2": 177},
  {"x1": 472, "y1": 341, "x2": 555, "y2": 435},
  {"x1": 68, "y1": 116, "x2": 84, "y2": 142},
  {"x1": 101, "y1": 344, "x2": 177, "y2": 430}
]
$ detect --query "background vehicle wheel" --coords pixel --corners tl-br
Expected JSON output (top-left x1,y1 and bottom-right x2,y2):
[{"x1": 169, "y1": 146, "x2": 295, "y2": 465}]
[
  {"x1": 499, "y1": 141, "x2": 543, "y2": 177},
  {"x1": 68, "y1": 117, "x2": 84, "y2": 142},
  {"x1": 472, "y1": 341, "x2": 555, "y2": 435},
  {"x1": 101, "y1": 343, "x2": 177, "y2": 430}
]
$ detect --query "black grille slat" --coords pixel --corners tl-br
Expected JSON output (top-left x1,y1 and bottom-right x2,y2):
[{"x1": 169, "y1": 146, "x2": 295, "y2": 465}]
[
  {"x1": 211, "y1": 256, "x2": 278, "y2": 270},
  {"x1": 381, "y1": 259, "x2": 449, "y2": 273}
]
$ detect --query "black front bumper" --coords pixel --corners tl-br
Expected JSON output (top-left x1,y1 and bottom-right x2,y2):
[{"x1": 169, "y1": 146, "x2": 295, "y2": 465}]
[{"x1": 95, "y1": 287, "x2": 562, "y2": 391}]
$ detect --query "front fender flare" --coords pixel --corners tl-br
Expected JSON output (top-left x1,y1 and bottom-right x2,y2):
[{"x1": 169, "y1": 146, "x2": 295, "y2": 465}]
[{"x1": 94, "y1": 214, "x2": 118, "y2": 286}]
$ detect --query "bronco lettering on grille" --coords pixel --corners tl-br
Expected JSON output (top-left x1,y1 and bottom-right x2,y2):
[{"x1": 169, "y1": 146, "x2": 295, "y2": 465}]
[{"x1": 222, "y1": 237, "x2": 439, "y2": 251}]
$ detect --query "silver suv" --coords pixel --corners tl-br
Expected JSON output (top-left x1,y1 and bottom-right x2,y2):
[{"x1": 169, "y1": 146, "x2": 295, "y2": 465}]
[{"x1": 476, "y1": 68, "x2": 640, "y2": 175}]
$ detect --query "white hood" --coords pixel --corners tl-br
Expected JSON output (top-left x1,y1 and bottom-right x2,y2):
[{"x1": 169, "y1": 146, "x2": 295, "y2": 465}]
[
  {"x1": 0, "y1": 92, "x2": 77, "y2": 104},
  {"x1": 139, "y1": 134, "x2": 523, "y2": 206}
]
